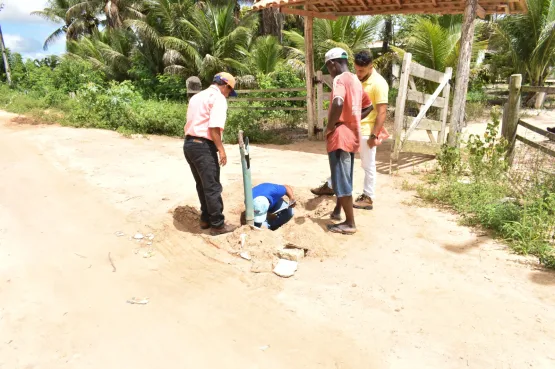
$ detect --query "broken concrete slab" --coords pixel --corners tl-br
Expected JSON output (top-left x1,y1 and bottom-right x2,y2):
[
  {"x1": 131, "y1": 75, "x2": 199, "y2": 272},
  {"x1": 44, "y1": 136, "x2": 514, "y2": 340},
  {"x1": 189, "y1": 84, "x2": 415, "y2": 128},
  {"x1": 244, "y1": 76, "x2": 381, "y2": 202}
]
[
  {"x1": 273, "y1": 259, "x2": 298, "y2": 278},
  {"x1": 277, "y1": 248, "x2": 305, "y2": 262}
]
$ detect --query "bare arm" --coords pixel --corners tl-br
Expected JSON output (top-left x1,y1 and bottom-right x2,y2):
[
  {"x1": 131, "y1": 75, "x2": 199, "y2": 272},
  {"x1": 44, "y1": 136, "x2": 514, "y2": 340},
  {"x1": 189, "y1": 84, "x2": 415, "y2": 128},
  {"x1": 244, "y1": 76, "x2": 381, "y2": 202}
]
[
  {"x1": 284, "y1": 185, "x2": 295, "y2": 204},
  {"x1": 361, "y1": 105, "x2": 373, "y2": 120},
  {"x1": 209, "y1": 128, "x2": 227, "y2": 166},
  {"x1": 325, "y1": 98, "x2": 344, "y2": 135},
  {"x1": 368, "y1": 103, "x2": 388, "y2": 148},
  {"x1": 373, "y1": 104, "x2": 387, "y2": 134}
]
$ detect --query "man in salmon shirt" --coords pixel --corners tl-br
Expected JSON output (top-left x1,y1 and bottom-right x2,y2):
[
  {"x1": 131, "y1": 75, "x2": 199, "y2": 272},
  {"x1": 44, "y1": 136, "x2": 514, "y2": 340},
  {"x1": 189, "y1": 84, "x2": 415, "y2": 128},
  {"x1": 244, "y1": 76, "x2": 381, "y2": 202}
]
[
  {"x1": 324, "y1": 48, "x2": 372, "y2": 235},
  {"x1": 311, "y1": 50, "x2": 389, "y2": 212},
  {"x1": 183, "y1": 72, "x2": 237, "y2": 236}
]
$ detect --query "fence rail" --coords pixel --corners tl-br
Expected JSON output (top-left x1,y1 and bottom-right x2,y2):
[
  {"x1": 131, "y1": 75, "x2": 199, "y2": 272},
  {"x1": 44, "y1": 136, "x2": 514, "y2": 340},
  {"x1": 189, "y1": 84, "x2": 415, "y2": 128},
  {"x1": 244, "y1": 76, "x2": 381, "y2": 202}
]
[
  {"x1": 187, "y1": 87, "x2": 307, "y2": 111},
  {"x1": 521, "y1": 86, "x2": 555, "y2": 94},
  {"x1": 502, "y1": 74, "x2": 555, "y2": 165}
]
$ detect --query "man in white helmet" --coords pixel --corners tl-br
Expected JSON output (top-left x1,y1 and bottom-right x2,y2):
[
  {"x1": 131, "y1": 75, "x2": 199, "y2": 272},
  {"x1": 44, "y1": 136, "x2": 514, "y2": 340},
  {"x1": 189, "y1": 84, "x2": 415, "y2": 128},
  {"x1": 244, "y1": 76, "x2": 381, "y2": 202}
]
[{"x1": 323, "y1": 48, "x2": 372, "y2": 235}]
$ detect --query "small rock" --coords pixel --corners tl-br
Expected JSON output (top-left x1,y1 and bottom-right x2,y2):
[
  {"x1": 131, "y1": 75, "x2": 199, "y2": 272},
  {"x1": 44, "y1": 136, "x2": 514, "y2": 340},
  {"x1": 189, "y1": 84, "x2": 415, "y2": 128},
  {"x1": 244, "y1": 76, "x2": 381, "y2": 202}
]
[
  {"x1": 240, "y1": 251, "x2": 251, "y2": 261},
  {"x1": 126, "y1": 297, "x2": 149, "y2": 305},
  {"x1": 133, "y1": 233, "x2": 144, "y2": 240},
  {"x1": 278, "y1": 248, "x2": 304, "y2": 262},
  {"x1": 273, "y1": 259, "x2": 298, "y2": 278},
  {"x1": 352, "y1": 283, "x2": 357, "y2": 288},
  {"x1": 458, "y1": 178, "x2": 472, "y2": 184},
  {"x1": 162, "y1": 197, "x2": 169, "y2": 201},
  {"x1": 114, "y1": 231, "x2": 125, "y2": 237},
  {"x1": 259, "y1": 345, "x2": 270, "y2": 351},
  {"x1": 143, "y1": 250, "x2": 155, "y2": 258},
  {"x1": 146, "y1": 233, "x2": 155, "y2": 240}
]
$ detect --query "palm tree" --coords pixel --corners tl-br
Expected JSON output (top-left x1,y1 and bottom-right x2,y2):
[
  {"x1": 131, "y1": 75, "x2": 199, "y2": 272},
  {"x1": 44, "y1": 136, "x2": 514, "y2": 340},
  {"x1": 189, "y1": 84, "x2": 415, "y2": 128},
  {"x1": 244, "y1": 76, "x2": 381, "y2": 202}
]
[
  {"x1": 65, "y1": 0, "x2": 144, "y2": 29},
  {"x1": 405, "y1": 16, "x2": 487, "y2": 73},
  {"x1": 283, "y1": 16, "x2": 383, "y2": 74},
  {"x1": 129, "y1": 0, "x2": 257, "y2": 81},
  {"x1": 32, "y1": 0, "x2": 100, "y2": 50},
  {"x1": 490, "y1": 0, "x2": 555, "y2": 88},
  {"x1": 67, "y1": 28, "x2": 134, "y2": 80},
  {"x1": 248, "y1": 35, "x2": 283, "y2": 74}
]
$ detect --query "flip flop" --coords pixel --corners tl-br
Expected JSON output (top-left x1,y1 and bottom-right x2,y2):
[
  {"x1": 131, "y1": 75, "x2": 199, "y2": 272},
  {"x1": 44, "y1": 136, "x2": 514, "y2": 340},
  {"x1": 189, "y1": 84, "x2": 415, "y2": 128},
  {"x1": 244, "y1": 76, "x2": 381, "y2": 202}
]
[{"x1": 327, "y1": 223, "x2": 356, "y2": 235}]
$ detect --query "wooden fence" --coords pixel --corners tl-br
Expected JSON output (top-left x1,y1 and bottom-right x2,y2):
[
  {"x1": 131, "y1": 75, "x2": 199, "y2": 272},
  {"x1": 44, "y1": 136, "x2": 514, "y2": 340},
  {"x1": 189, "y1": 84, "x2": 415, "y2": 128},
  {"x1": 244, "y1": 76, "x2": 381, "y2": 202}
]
[
  {"x1": 501, "y1": 74, "x2": 555, "y2": 165},
  {"x1": 392, "y1": 52, "x2": 452, "y2": 160},
  {"x1": 187, "y1": 86, "x2": 308, "y2": 111}
]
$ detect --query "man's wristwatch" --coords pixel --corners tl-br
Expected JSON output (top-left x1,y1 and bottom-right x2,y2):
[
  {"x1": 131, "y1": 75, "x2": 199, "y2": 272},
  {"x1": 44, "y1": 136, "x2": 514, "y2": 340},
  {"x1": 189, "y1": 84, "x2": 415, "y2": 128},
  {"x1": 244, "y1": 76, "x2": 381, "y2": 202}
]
[{"x1": 370, "y1": 133, "x2": 378, "y2": 140}]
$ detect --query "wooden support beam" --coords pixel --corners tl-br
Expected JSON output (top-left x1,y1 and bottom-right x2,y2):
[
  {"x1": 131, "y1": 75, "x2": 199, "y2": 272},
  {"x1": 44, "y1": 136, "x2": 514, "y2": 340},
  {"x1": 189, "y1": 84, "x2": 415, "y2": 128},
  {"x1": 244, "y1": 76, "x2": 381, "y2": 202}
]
[
  {"x1": 253, "y1": 0, "x2": 307, "y2": 10},
  {"x1": 410, "y1": 62, "x2": 445, "y2": 83},
  {"x1": 516, "y1": 135, "x2": 555, "y2": 158},
  {"x1": 281, "y1": 7, "x2": 338, "y2": 20},
  {"x1": 392, "y1": 52, "x2": 412, "y2": 161},
  {"x1": 476, "y1": 5, "x2": 486, "y2": 18},
  {"x1": 304, "y1": 7, "x2": 316, "y2": 139},
  {"x1": 438, "y1": 67, "x2": 452, "y2": 144},
  {"x1": 501, "y1": 74, "x2": 521, "y2": 165},
  {"x1": 519, "y1": 120, "x2": 555, "y2": 141},
  {"x1": 407, "y1": 91, "x2": 446, "y2": 108},
  {"x1": 404, "y1": 117, "x2": 444, "y2": 131},
  {"x1": 316, "y1": 70, "x2": 325, "y2": 140},
  {"x1": 448, "y1": 0, "x2": 478, "y2": 146}
]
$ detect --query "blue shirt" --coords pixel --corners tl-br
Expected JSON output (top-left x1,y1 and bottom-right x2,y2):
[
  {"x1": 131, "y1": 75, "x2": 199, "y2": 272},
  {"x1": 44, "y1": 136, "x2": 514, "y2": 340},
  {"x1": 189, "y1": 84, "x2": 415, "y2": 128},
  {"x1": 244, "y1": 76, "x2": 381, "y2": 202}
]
[{"x1": 252, "y1": 183, "x2": 286, "y2": 212}]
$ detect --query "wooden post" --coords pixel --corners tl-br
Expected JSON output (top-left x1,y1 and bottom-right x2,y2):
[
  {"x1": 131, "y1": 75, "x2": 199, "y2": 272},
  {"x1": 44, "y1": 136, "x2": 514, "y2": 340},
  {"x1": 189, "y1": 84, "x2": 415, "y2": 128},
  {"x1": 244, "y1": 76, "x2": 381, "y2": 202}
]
[
  {"x1": 501, "y1": 74, "x2": 521, "y2": 166},
  {"x1": 316, "y1": 70, "x2": 324, "y2": 140},
  {"x1": 448, "y1": 0, "x2": 478, "y2": 146},
  {"x1": 392, "y1": 52, "x2": 412, "y2": 161},
  {"x1": 0, "y1": 25, "x2": 12, "y2": 86},
  {"x1": 304, "y1": 9, "x2": 316, "y2": 139},
  {"x1": 438, "y1": 67, "x2": 452, "y2": 145}
]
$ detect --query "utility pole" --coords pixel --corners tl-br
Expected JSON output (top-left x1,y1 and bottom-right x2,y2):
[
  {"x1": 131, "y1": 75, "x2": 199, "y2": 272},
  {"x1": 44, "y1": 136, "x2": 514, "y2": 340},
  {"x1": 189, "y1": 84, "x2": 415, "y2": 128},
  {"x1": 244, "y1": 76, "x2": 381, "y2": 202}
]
[{"x1": 0, "y1": 2, "x2": 12, "y2": 85}]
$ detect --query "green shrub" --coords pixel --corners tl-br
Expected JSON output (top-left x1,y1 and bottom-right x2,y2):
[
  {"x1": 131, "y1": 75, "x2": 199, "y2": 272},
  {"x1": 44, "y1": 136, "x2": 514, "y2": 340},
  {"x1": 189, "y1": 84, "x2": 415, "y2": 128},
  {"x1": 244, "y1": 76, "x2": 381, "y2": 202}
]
[{"x1": 415, "y1": 108, "x2": 555, "y2": 268}]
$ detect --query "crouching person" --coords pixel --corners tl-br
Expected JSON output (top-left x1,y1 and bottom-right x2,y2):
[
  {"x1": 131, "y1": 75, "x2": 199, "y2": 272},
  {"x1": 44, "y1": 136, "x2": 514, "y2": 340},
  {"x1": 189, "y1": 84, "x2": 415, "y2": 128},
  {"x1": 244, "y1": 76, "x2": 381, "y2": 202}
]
[{"x1": 242, "y1": 183, "x2": 296, "y2": 230}]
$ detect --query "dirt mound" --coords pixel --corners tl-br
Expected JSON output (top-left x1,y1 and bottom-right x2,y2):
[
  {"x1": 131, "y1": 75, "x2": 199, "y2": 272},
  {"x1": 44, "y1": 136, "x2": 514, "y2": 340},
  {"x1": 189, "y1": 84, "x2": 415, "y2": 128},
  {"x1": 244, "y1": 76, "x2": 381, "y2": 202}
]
[
  {"x1": 172, "y1": 205, "x2": 203, "y2": 233},
  {"x1": 209, "y1": 192, "x2": 342, "y2": 264}
]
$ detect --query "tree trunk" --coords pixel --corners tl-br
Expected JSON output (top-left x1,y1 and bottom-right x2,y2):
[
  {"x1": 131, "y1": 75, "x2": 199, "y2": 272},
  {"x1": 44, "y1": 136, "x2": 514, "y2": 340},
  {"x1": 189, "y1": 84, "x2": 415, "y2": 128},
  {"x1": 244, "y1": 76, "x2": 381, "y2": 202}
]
[
  {"x1": 381, "y1": 16, "x2": 393, "y2": 86},
  {"x1": 448, "y1": 0, "x2": 478, "y2": 146},
  {"x1": 105, "y1": 0, "x2": 122, "y2": 28},
  {"x1": 381, "y1": 16, "x2": 392, "y2": 54},
  {"x1": 261, "y1": 8, "x2": 283, "y2": 43},
  {"x1": 0, "y1": 25, "x2": 12, "y2": 85}
]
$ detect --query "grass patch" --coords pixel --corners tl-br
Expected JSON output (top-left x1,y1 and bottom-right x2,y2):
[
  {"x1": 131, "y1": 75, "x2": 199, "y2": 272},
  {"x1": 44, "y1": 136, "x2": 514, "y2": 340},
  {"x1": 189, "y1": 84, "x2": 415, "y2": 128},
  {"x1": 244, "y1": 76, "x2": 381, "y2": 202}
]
[{"x1": 413, "y1": 108, "x2": 555, "y2": 268}]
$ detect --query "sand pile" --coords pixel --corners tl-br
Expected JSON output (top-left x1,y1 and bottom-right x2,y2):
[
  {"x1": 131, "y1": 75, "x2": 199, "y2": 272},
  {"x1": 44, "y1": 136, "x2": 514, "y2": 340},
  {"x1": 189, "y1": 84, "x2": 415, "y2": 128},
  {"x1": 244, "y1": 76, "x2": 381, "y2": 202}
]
[{"x1": 210, "y1": 193, "x2": 341, "y2": 266}]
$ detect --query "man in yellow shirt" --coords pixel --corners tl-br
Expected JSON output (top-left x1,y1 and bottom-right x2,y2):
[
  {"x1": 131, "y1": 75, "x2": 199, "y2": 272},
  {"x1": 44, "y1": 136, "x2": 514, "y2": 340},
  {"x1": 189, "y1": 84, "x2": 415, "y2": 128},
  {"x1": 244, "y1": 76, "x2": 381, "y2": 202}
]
[{"x1": 311, "y1": 50, "x2": 389, "y2": 212}]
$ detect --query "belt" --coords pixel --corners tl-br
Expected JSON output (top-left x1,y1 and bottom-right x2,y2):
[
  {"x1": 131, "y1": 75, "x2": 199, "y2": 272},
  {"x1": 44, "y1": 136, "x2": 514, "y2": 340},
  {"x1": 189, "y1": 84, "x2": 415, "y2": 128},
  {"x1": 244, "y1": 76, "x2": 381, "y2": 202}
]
[{"x1": 186, "y1": 135, "x2": 214, "y2": 144}]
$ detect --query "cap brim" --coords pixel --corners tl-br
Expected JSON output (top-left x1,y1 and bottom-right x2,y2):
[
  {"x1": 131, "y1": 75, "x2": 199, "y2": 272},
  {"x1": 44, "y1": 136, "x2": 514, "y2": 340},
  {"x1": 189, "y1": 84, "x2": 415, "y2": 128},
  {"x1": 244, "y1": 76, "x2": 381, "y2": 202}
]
[{"x1": 229, "y1": 89, "x2": 237, "y2": 97}]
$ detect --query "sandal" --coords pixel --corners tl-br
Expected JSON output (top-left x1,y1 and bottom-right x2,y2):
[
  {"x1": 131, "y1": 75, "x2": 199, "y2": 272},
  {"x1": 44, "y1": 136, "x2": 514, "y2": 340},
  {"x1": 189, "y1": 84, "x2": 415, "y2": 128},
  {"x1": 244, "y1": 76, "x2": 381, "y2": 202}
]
[{"x1": 327, "y1": 223, "x2": 356, "y2": 235}]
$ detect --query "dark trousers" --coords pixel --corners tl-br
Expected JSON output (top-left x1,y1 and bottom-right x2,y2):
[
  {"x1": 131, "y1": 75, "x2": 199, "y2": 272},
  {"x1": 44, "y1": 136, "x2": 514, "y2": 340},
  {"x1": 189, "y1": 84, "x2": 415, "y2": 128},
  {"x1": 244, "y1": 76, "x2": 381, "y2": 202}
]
[{"x1": 183, "y1": 136, "x2": 225, "y2": 228}]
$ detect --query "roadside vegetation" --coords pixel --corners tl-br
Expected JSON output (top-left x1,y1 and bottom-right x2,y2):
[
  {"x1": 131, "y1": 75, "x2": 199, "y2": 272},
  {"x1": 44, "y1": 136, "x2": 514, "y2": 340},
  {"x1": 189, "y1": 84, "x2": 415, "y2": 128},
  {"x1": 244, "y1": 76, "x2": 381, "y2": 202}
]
[{"x1": 412, "y1": 109, "x2": 555, "y2": 268}]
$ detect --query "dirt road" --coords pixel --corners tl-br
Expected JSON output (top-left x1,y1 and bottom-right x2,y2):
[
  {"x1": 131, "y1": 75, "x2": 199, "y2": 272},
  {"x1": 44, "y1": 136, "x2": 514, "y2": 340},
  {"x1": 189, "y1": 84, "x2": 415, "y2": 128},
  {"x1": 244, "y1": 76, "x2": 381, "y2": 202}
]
[{"x1": 1, "y1": 110, "x2": 554, "y2": 369}]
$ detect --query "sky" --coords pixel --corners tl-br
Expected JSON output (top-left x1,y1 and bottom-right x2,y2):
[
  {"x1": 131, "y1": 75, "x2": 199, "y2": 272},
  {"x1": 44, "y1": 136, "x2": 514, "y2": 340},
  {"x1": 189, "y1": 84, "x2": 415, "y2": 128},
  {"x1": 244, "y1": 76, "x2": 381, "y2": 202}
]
[{"x1": 0, "y1": 0, "x2": 65, "y2": 60}]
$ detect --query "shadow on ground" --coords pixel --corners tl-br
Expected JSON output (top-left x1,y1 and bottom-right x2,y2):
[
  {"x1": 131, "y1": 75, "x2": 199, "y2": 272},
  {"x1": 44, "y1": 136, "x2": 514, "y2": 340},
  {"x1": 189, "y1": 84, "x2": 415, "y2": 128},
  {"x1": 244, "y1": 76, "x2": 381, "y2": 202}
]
[{"x1": 260, "y1": 140, "x2": 436, "y2": 176}]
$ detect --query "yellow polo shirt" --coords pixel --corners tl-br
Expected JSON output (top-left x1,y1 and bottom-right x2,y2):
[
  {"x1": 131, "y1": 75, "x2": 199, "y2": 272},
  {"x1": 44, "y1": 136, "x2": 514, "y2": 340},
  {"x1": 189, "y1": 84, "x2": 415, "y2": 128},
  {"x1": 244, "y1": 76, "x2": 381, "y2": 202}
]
[{"x1": 360, "y1": 70, "x2": 389, "y2": 137}]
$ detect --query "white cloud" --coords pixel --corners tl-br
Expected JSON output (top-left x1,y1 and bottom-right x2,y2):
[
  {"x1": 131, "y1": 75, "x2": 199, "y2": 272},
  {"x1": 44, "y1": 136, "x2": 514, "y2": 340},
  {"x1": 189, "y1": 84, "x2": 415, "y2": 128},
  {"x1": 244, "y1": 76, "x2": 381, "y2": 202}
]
[
  {"x1": 4, "y1": 33, "x2": 42, "y2": 53},
  {"x1": 0, "y1": 0, "x2": 54, "y2": 23}
]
